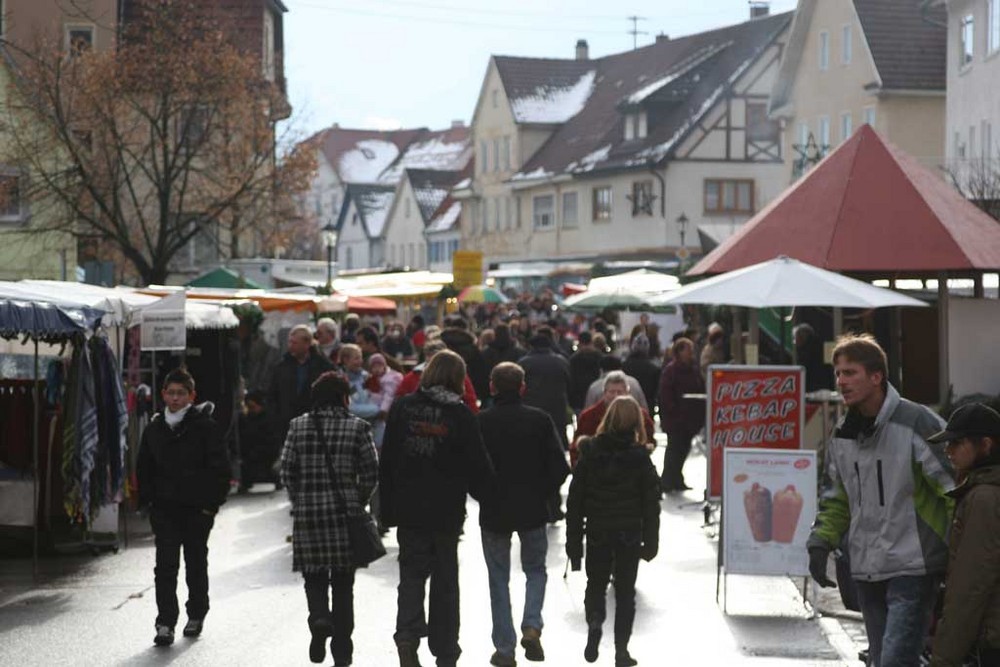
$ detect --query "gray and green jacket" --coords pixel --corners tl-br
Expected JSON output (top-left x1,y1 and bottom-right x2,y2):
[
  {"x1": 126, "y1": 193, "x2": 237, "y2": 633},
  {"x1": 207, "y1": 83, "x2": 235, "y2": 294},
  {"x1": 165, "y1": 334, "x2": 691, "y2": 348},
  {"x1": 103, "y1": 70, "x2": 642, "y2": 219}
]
[{"x1": 808, "y1": 384, "x2": 954, "y2": 581}]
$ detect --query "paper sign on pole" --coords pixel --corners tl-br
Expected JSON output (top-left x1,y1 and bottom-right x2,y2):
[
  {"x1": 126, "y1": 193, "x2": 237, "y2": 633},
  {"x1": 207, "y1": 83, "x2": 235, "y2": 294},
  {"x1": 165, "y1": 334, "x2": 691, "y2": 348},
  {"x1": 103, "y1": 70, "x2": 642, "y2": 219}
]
[
  {"x1": 706, "y1": 365, "x2": 804, "y2": 499},
  {"x1": 452, "y1": 251, "x2": 483, "y2": 289},
  {"x1": 140, "y1": 292, "x2": 187, "y2": 351},
  {"x1": 723, "y1": 448, "x2": 816, "y2": 576}
]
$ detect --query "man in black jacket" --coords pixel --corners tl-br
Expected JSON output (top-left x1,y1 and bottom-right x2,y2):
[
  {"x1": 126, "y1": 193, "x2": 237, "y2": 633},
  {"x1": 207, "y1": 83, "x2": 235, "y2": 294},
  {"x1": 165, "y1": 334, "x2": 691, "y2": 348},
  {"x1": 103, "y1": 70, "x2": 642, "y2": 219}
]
[
  {"x1": 478, "y1": 363, "x2": 570, "y2": 666},
  {"x1": 569, "y1": 331, "x2": 603, "y2": 415},
  {"x1": 380, "y1": 351, "x2": 496, "y2": 667},
  {"x1": 518, "y1": 327, "x2": 571, "y2": 450},
  {"x1": 137, "y1": 369, "x2": 230, "y2": 647},
  {"x1": 267, "y1": 324, "x2": 335, "y2": 476},
  {"x1": 440, "y1": 316, "x2": 490, "y2": 400}
]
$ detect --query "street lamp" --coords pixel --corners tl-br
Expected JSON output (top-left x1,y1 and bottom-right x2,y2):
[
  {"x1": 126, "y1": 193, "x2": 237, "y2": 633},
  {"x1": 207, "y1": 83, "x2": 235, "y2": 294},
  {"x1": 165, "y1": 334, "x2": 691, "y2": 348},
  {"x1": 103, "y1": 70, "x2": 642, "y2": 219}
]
[
  {"x1": 675, "y1": 212, "x2": 689, "y2": 272},
  {"x1": 321, "y1": 222, "x2": 338, "y2": 294}
]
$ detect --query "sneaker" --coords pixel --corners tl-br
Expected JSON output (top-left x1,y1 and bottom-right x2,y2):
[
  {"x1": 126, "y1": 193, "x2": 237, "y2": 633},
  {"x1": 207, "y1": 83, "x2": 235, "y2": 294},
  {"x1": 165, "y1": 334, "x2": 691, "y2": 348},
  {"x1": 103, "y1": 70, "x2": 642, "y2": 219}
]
[
  {"x1": 584, "y1": 627, "x2": 601, "y2": 663},
  {"x1": 520, "y1": 627, "x2": 544, "y2": 661},
  {"x1": 182, "y1": 618, "x2": 203, "y2": 637},
  {"x1": 153, "y1": 625, "x2": 174, "y2": 646},
  {"x1": 489, "y1": 650, "x2": 516, "y2": 667}
]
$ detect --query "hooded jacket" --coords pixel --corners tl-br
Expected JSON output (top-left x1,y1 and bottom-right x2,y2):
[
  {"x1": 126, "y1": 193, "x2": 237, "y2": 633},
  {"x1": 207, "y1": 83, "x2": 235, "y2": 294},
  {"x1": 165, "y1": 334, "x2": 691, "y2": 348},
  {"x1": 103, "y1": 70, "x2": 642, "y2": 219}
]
[
  {"x1": 137, "y1": 403, "x2": 230, "y2": 512},
  {"x1": 380, "y1": 386, "x2": 496, "y2": 531},
  {"x1": 808, "y1": 384, "x2": 954, "y2": 581},
  {"x1": 565, "y1": 431, "x2": 660, "y2": 563},
  {"x1": 931, "y1": 464, "x2": 1000, "y2": 666}
]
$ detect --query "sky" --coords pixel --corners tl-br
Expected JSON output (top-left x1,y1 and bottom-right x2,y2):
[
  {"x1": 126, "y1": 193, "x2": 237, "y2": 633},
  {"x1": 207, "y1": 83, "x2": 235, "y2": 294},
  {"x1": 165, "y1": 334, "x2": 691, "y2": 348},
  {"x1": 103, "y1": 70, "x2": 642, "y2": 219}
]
[{"x1": 282, "y1": 0, "x2": 799, "y2": 138}]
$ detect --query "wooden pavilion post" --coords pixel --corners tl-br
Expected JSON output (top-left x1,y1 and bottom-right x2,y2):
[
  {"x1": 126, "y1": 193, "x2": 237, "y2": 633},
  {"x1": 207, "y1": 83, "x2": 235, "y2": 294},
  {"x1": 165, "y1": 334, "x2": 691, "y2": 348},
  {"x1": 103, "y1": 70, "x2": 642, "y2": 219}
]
[{"x1": 937, "y1": 272, "x2": 950, "y2": 405}]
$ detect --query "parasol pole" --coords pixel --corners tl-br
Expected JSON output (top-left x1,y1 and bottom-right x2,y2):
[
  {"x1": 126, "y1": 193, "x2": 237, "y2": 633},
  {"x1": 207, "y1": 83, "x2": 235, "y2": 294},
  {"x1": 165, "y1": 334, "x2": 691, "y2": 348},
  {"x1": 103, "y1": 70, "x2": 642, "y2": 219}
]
[{"x1": 32, "y1": 337, "x2": 39, "y2": 579}]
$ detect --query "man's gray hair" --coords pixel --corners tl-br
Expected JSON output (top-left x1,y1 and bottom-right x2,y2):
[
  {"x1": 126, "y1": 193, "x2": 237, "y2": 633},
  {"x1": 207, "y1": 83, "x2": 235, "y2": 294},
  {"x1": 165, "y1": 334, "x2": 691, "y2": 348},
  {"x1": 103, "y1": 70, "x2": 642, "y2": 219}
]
[
  {"x1": 316, "y1": 317, "x2": 339, "y2": 338},
  {"x1": 603, "y1": 370, "x2": 630, "y2": 391}
]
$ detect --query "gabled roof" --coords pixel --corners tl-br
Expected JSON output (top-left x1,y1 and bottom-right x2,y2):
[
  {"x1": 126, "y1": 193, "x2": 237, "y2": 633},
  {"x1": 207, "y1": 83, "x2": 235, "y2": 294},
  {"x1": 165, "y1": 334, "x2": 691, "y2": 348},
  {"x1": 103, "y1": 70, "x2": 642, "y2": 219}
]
[
  {"x1": 771, "y1": 0, "x2": 945, "y2": 111},
  {"x1": 425, "y1": 199, "x2": 462, "y2": 235},
  {"x1": 337, "y1": 184, "x2": 396, "y2": 240},
  {"x1": 405, "y1": 169, "x2": 465, "y2": 224},
  {"x1": 508, "y1": 12, "x2": 791, "y2": 179},
  {"x1": 307, "y1": 125, "x2": 471, "y2": 185},
  {"x1": 853, "y1": 0, "x2": 946, "y2": 91},
  {"x1": 494, "y1": 57, "x2": 598, "y2": 124},
  {"x1": 689, "y1": 125, "x2": 1000, "y2": 276}
]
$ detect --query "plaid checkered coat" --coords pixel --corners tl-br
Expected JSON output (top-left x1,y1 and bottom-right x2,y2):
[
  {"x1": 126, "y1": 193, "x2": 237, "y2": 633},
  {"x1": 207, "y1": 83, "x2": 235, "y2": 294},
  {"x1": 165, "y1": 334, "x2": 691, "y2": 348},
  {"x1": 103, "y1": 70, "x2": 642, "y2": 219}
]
[{"x1": 280, "y1": 406, "x2": 378, "y2": 572}]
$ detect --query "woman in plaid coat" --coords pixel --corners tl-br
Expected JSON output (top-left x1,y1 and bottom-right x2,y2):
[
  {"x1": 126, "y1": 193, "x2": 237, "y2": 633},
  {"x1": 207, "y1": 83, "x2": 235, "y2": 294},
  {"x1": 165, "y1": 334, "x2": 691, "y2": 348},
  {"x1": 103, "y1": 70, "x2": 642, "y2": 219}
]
[{"x1": 280, "y1": 372, "x2": 378, "y2": 666}]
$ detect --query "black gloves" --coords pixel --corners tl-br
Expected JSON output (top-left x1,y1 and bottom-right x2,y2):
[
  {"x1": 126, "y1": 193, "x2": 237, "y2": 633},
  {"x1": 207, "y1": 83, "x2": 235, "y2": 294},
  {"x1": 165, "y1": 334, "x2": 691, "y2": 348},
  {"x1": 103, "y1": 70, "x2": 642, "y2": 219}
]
[
  {"x1": 808, "y1": 547, "x2": 837, "y2": 588},
  {"x1": 640, "y1": 543, "x2": 658, "y2": 562}
]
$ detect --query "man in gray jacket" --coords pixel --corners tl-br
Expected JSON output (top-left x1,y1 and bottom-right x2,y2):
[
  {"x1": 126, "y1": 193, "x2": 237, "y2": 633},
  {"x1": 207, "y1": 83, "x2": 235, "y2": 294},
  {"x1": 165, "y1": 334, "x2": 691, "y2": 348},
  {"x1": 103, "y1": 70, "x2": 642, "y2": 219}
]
[{"x1": 808, "y1": 334, "x2": 954, "y2": 667}]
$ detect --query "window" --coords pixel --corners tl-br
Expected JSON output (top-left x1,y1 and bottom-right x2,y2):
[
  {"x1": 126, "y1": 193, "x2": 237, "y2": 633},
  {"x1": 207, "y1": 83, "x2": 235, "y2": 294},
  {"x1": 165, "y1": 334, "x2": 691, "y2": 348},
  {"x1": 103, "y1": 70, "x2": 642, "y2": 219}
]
[
  {"x1": 494, "y1": 195, "x2": 501, "y2": 228},
  {"x1": 492, "y1": 89, "x2": 499, "y2": 108},
  {"x1": 186, "y1": 217, "x2": 219, "y2": 268},
  {"x1": 961, "y1": 14, "x2": 975, "y2": 67},
  {"x1": 503, "y1": 196, "x2": 510, "y2": 228},
  {"x1": 262, "y1": 11, "x2": 276, "y2": 81},
  {"x1": 818, "y1": 115, "x2": 831, "y2": 153},
  {"x1": 985, "y1": 121, "x2": 993, "y2": 159},
  {"x1": 970, "y1": 125, "x2": 977, "y2": 158},
  {"x1": 532, "y1": 195, "x2": 554, "y2": 229},
  {"x1": 0, "y1": 172, "x2": 24, "y2": 223},
  {"x1": 990, "y1": 0, "x2": 1000, "y2": 55},
  {"x1": 346, "y1": 246, "x2": 353, "y2": 270},
  {"x1": 841, "y1": 24, "x2": 852, "y2": 64},
  {"x1": 492, "y1": 138, "x2": 500, "y2": 172},
  {"x1": 65, "y1": 25, "x2": 94, "y2": 56},
  {"x1": 592, "y1": 186, "x2": 612, "y2": 221},
  {"x1": 956, "y1": 131, "x2": 967, "y2": 159},
  {"x1": 624, "y1": 112, "x2": 647, "y2": 141},
  {"x1": 746, "y1": 102, "x2": 779, "y2": 142},
  {"x1": 178, "y1": 105, "x2": 210, "y2": 154},
  {"x1": 819, "y1": 30, "x2": 830, "y2": 70},
  {"x1": 863, "y1": 106, "x2": 876, "y2": 127},
  {"x1": 404, "y1": 197, "x2": 411, "y2": 218},
  {"x1": 482, "y1": 199, "x2": 490, "y2": 233},
  {"x1": 502, "y1": 137, "x2": 510, "y2": 171},
  {"x1": 470, "y1": 199, "x2": 480, "y2": 233},
  {"x1": 798, "y1": 122, "x2": 809, "y2": 148},
  {"x1": 352, "y1": 212, "x2": 358, "y2": 226},
  {"x1": 630, "y1": 181, "x2": 654, "y2": 217},
  {"x1": 704, "y1": 179, "x2": 754, "y2": 214},
  {"x1": 840, "y1": 112, "x2": 853, "y2": 142},
  {"x1": 562, "y1": 191, "x2": 578, "y2": 228},
  {"x1": 479, "y1": 140, "x2": 488, "y2": 174}
]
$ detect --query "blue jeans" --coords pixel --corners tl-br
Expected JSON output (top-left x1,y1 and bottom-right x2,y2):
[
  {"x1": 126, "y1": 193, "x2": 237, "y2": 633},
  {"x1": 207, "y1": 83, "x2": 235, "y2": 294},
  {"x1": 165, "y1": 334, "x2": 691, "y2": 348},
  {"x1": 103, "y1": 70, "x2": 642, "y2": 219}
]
[
  {"x1": 481, "y1": 527, "x2": 549, "y2": 657},
  {"x1": 855, "y1": 574, "x2": 940, "y2": 667}
]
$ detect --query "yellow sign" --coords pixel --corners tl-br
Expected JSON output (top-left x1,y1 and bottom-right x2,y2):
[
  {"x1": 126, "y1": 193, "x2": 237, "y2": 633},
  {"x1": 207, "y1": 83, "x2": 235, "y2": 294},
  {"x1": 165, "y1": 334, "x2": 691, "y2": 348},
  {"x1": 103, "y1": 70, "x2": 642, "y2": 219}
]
[{"x1": 452, "y1": 250, "x2": 483, "y2": 288}]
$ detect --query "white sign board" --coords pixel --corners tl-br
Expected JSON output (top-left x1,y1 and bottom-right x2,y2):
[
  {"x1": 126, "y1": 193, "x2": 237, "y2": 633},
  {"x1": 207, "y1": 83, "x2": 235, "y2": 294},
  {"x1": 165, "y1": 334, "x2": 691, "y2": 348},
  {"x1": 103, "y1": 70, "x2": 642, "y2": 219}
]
[
  {"x1": 723, "y1": 448, "x2": 816, "y2": 576},
  {"x1": 140, "y1": 293, "x2": 187, "y2": 351}
]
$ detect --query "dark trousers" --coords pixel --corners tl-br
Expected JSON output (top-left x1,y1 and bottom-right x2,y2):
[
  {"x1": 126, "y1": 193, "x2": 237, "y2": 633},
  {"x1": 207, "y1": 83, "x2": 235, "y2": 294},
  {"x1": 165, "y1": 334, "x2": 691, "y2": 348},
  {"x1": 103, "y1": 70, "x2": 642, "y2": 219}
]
[
  {"x1": 303, "y1": 569, "x2": 356, "y2": 664},
  {"x1": 584, "y1": 529, "x2": 642, "y2": 646},
  {"x1": 663, "y1": 427, "x2": 696, "y2": 489},
  {"x1": 150, "y1": 506, "x2": 215, "y2": 627},
  {"x1": 394, "y1": 527, "x2": 461, "y2": 665}
]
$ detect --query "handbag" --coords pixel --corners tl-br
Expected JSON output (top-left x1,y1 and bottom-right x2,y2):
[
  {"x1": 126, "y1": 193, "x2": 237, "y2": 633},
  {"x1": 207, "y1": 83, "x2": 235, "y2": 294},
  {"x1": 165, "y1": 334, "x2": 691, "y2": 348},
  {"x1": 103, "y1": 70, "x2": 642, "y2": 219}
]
[{"x1": 312, "y1": 412, "x2": 386, "y2": 568}]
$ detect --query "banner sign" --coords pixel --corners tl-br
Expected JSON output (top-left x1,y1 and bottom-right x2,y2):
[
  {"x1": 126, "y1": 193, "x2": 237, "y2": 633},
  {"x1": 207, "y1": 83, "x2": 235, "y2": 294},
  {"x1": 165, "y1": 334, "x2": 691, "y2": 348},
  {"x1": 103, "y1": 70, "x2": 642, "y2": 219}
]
[
  {"x1": 723, "y1": 448, "x2": 816, "y2": 576},
  {"x1": 140, "y1": 293, "x2": 186, "y2": 351},
  {"x1": 451, "y1": 250, "x2": 483, "y2": 289},
  {"x1": 706, "y1": 365, "x2": 804, "y2": 499}
]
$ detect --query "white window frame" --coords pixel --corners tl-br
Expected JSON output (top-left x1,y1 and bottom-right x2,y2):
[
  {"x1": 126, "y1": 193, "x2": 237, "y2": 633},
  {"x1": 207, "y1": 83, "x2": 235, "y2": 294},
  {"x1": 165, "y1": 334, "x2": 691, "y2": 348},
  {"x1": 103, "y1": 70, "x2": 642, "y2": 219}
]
[
  {"x1": 532, "y1": 194, "x2": 555, "y2": 229},
  {"x1": 989, "y1": 0, "x2": 1000, "y2": 55},
  {"x1": 492, "y1": 138, "x2": 500, "y2": 172},
  {"x1": 638, "y1": 111, "x2": 647, "y2": 139},
  {"x1": 404, "y1": 197, "x2": 411, "y2": 218},
  {"x1": 502, "y1": 137, "x2": 510, "y2": 171},
  {"x1": 840, "y1": 112, "x2": 853, "y2": 142},
  {"x1": 798, "y1": 122, "x2": 809, "y2": 148},
  {"x1": 65, "y1": 23, "x2": 95, "y2": 56},
  {"x1": 841, "y1": 24, "x2": 852, "y2": 65},
  {"x1": 818, "y1": 115, "x2": 831, "y2": 153},
  {"x1": 479, "y1": 140, "x2": 488, "y2": 174},
  {"x1": 592, "y1": 186, "x2": 612, "y2": 221},
  {"x1": 863, "y1": 106, "x2": 876, "y2": 128},
  {"x1": 819, "y1": 30, "x2": 830, "y2": 71},
  {"x1": 561, "y1": 191, "x2": 578, "y2": 228},
  {"x1": 624, "y1": 114, "x2": 635, "y2": 141},
  {"x1": 961, "y1": 14, "x2": 975, "y2": 68},
  {"x1": 262, "y1": 11, "x2": 276, "y2": 81}
]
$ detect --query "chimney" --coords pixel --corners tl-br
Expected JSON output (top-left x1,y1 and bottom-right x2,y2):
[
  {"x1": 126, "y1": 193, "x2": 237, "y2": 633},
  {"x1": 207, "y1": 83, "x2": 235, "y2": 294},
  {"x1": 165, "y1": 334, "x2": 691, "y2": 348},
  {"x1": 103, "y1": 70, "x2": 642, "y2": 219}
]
[
  {"x1": 451, "y1": 120, "x2": 465, "y2": 129},
  {"x1": 655, "y1": 33, "x2": 670, "y2": 44},
  {"x1": 749, "y1": 1, "x2": 770, "y2": 19},
  {"x1": 575, "y1": 39, "x2": 589, "y2": 61}
]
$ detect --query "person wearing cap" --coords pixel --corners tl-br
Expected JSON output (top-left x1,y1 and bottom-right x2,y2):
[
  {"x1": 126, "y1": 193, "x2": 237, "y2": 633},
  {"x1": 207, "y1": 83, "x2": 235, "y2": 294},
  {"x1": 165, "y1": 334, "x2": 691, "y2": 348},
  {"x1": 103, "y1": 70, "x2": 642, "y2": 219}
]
[
  {"x1": 929, "y1": 403, "x2": 1000, "y2": 667},
  {"x1": 699, "y1": 322, "x2": 727, "y2": 379},
  {"x1": 807, "y1": 334, "x2": 954, "y2": 667}
]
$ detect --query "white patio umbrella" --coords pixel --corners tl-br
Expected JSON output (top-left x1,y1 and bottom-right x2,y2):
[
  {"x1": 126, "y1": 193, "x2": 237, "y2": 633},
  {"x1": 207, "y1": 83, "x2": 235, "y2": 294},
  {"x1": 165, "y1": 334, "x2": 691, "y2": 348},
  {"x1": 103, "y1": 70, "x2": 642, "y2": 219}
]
[
  {"x1": 564, "y1": 269, "x2": 680, "y2": 311},
  {"x1": 649, "y1": 256, "x2": 928, "y2": 309}
]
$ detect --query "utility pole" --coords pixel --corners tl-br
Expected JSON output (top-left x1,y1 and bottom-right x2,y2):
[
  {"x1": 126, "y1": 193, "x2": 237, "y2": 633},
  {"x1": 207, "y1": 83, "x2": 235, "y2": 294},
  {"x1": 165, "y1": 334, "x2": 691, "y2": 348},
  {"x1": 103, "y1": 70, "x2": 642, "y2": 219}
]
[{"x1": 627, "y1": 15, "x2": 648, "y2": 50}]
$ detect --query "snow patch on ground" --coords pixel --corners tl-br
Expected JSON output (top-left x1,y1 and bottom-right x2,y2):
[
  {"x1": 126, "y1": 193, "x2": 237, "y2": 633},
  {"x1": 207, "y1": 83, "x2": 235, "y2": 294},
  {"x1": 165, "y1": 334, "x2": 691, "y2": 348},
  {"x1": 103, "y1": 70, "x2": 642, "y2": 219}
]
[{"x1": 510, "y1": 70, "x2": 597, "y2": 124}]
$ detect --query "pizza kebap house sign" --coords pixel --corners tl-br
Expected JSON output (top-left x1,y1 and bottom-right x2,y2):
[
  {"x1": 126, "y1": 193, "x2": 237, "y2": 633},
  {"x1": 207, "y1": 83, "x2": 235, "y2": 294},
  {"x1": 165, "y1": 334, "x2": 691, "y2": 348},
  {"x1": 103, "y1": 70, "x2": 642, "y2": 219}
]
[{"x1": 706, "y1": 365, "x2": 804, "y2": 499}]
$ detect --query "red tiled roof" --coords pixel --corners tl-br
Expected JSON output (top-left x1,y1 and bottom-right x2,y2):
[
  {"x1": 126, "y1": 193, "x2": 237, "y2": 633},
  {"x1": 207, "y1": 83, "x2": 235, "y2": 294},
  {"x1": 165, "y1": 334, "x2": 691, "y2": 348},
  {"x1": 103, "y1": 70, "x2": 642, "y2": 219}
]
[{"x1": 689, "y1": 125, "x2": 1000, "y2": 275}]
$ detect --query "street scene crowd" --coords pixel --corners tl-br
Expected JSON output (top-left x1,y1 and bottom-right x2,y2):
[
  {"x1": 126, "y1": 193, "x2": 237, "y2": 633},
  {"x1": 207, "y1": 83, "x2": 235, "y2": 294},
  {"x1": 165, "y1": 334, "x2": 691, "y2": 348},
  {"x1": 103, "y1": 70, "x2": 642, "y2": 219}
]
[{"x1": 134, "y1": 297, "x2": 1000, "y2": 667}]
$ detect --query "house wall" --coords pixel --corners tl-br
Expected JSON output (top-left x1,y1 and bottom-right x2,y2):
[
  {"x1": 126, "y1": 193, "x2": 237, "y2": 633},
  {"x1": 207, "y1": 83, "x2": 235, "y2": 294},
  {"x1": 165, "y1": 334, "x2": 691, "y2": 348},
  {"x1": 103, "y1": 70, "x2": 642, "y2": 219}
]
[
  {"x1": 337, "y1": 201, "x2": 372, "y2": 271},
  {"x1": 943, "y1": 0, "x2": 1000, "y2": 172},
  {"x1": 878, "y1": 94, "x2": 947, "y2": 169},
  {"x1": 426, "y1": 230, "x2": 460, "y2": 274},
  {"x1": 383, "y1": 178, "x2": 428, "y2": 269},
  {"x1": 948, "y1": 296, "x2": 1000, "y2": 397},
  {"x1": 4, "y1": 0, "x2": 120, "y2": 52}
]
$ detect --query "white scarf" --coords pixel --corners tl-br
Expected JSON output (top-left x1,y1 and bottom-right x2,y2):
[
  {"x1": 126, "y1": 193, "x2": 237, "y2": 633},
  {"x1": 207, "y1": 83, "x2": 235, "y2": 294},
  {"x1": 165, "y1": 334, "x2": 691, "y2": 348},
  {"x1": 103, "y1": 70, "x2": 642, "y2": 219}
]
[{"x1": 164, "y1": 404, "x2": 192, "y2": 429}]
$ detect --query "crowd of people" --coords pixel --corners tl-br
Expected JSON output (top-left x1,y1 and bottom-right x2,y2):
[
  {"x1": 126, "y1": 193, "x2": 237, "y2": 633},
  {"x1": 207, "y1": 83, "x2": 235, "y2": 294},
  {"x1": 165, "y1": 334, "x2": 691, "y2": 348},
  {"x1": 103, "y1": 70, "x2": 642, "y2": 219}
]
[{"x1": 134, "y1": 299, "x2": 1000, "y2": 667}]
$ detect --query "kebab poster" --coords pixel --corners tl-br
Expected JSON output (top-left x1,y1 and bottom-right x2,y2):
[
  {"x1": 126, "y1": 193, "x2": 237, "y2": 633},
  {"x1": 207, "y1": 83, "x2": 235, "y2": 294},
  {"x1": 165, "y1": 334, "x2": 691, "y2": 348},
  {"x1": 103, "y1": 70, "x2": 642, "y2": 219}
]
[
  {"x1": 706, "y1": 365, "x2": 804, "y2": 499},
  {"x1": 722, "y1": 448, "x2": 817, "y2": 577}
]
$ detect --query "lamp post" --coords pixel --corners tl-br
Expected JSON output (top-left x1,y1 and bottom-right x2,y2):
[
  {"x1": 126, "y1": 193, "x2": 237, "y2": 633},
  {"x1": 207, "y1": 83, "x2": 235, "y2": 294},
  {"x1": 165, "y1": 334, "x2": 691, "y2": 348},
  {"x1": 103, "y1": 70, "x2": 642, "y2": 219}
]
[
  {"x1": 321, "y1": 222, "x2": 338, "y2": 294},
  {"x1": 675, "y1": 211, "x2": 689, "y2": 272}
]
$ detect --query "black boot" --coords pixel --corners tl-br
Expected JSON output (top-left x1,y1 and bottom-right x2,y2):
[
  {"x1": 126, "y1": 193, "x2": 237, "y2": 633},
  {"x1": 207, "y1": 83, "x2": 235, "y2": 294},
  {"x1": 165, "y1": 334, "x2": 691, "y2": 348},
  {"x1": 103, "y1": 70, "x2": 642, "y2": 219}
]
[
  {"x1": 615, "y1": 645, "x2": 637, "y2": 666},
  {"x1": 308, "y1": 617, "x2": 333, "y2": 664},
  {"x1": 584, "y1": 626, "x2": 601, "y2": 663}
]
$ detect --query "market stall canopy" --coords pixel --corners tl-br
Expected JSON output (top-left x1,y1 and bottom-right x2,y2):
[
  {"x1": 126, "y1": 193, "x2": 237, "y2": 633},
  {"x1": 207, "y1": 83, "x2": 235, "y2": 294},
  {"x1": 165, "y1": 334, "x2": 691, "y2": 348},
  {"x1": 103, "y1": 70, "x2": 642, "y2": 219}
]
[
  {"x1": 689, "y1": 125, "x2": 1000, "y2": 276},
  {"x1": 140, "y1": 286, "x2": 347, "y2": 314},
  {"x1": 344, "y1": 295, "x2": 398, "y2": 314},
  {"x1": 0, "y1": 299, "x2": 100, "y2": 341},
  {"x1": 187, "y1": 267, "x2": 265, "y2": 289},
  {"x1": 332, "y1": 270, "x2": 453, "y2": 299},
  {"x1": 563, "y1": 268, "x2": 680, "y2": 311},
  {"x1": 651, "y1": 256, "x2": 929, "y2": 309},
  {"x1": 586, "y1": 269, "x2": 680, "y2": 293}
]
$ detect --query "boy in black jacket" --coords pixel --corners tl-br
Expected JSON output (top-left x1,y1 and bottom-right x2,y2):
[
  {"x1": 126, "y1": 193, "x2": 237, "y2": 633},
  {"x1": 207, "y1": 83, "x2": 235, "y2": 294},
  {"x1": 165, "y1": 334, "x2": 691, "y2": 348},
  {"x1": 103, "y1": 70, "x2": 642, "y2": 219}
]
[
  {"x1": 137, "y1": 369, "x2": 230, "y2": 647},
  {"x1": 477, "y1": 362, "x2": 570, "y2": 666}
]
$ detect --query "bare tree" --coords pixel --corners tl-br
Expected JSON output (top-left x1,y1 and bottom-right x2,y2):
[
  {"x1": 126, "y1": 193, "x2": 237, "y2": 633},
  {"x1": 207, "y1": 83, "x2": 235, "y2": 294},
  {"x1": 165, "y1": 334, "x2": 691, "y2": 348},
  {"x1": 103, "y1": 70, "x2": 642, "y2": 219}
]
[
  {"x1": 1, "y1": 0, "x2": 315, "y2": 285},
  {"x1": 945, "y1": 153, "x2": 1000, "y2": 223}
]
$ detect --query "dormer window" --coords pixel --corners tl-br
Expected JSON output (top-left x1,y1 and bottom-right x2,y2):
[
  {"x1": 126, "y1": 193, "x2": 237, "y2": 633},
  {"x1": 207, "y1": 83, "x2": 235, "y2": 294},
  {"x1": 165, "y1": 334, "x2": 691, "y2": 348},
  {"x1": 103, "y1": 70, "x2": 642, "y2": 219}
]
[{"x1": 624, "y1": 111, "x2": 647, "y2": 141}]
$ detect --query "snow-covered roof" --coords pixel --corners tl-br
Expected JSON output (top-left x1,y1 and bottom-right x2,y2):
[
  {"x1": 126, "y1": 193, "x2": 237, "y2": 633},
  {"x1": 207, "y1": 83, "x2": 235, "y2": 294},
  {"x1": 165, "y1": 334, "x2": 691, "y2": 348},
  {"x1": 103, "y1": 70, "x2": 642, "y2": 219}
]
[
  {"x1": 337, "y1": 140, "x2": 401, "y2": 183},
  {"x1": 339, "y1": 184, "x2": 396, "y2": 239},
  {"x1": 426, "y1": 201, "x2": 462, "y2": 234},
  {"x1": 509, "y1": 70, "x2": 597, "y2": 124},
  {"x1": 379, "y1": 133, "x2": 472, "y2": 183}
]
